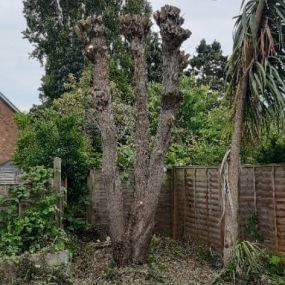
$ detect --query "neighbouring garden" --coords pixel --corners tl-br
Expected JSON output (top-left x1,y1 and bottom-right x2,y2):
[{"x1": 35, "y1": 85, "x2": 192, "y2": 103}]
[{"x1": 1, "y1": 0, "x2": 285, "y2": 284}]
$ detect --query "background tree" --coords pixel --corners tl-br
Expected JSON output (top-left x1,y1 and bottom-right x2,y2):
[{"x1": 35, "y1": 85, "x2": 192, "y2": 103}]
[
  {"x1": 188, "y1": 39, "x2": 227, "y2": 92},
  {"x1": 14, "y1": 103, "x2": 96, "y2": 231},
  {"x1": 223, "y1": 0, "x2": 285, "y2": 264},
  {"x1": 23, "y1": 0, "x2": 155, "y2": 101},
  {"x1": 148, "y1": 76, "x2": 232, "y2": 166},
  {"x1": 75, "y1": 5, "x2": 191, "y2": 265}
]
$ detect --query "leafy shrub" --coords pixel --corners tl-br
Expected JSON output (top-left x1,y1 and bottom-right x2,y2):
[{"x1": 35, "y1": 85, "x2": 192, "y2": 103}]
[
  {"x1": 213, "y1": 241, "x2": 265, "y2": 284},
  {"x1": 0, "y1": 166, "x2": 67, "y2": 257},
  {"x1": 14, "y1": 109, "x2": 96, "y2": 232},
  {"x1": 265, "y1": 254, "x2": 285, "y2": 284},
  {"x1": 213, "y1": 241, "x2": 285, "y2": 285},
  {"x1": 228, "y1": 241, "x2": 264, "y2": 279}
]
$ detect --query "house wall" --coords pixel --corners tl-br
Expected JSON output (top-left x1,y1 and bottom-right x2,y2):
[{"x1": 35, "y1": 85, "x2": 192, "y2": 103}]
[{"x1": 0, "y1": 98, "x2": 18, "y2": 164}]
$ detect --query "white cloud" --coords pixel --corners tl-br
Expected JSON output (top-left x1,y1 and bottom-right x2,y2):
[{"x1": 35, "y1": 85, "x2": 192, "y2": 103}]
[
  {"x1": 150, "y1": 0, "x2": 242, "y2": 55},
  {"x1": 0, "y1": 0, "x2": 43, "y2": 112},
  {"x1": 0, "y1": 0, "x2": 244, "y2": 111}
]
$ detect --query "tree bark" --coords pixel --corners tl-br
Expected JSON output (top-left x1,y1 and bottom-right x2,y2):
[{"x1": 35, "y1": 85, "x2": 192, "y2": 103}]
[
  {"x1": 120, "y1": 15, "x2": 153, "y2": 263},
  {"x1": 223, "y1": 0, "x2": 266, "y2": 265},
  {"x1": 224, "y1": 77, "x2": 248, "y2": 264},
  {"x1": 120, "y1": 15, "x2": 151, "y2": 201},
  {"x1": 123, "y1": 6, "x2": 191, "y2": 264},
  {"x1": 76, "y1": 6, "x2": 191, "y2": 266},
  {"x1": 75, "y1": 17, "x2": 129, "y2": 266}
]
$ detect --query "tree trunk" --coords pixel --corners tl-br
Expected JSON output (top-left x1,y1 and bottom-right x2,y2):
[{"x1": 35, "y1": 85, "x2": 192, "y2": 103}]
[
  {"x1": 224, "y1": 77, "x2": 248, "y2": 264},
  {"x1": 76, "y1": 6, "x2": 191, "y2": 266},
  {"x1": 123, "y1": 7, "x2": 191, "y2": 264},
  {"x1": 75, "y1": 17, "x2": 129, "y2": 266},
  {"x1": 120, "y1": 15, "x2": 153, "y2": 264},
  {"x1": 223, "y1": 0, "x2": 265, "y2": 265}
]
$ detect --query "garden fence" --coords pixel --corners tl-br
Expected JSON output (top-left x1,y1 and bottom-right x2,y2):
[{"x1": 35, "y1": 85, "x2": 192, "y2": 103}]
[{"x1": 87, "y1": 165, "x2": 285, "y2": 256}]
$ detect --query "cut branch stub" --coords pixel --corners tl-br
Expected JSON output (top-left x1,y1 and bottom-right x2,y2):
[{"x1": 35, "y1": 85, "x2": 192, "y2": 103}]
[
  {"x1": 154, "y1": 5, "x2": 191, "y2": 51},
  {"x1": 74, "y1": 16, "x2": 108, "y2": 63},
  {"x1": 120, "y1": 15, "x2": 152, "y2": 41}
]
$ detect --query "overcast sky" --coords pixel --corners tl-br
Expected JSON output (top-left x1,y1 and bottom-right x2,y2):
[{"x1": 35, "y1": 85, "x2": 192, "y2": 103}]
[{"x1": 0, "y1": 0, "x2": 243, "y2": 111}]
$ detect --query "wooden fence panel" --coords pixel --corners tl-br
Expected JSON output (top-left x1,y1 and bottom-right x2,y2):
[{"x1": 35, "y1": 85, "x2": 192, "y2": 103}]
[
  {"x1": 172, "y1": 168, "x2": 185, "y2": 240},
  {"x1": 195, "y1": 168, "x2": 208, "y2": 244},
  {"x1": 86, "y1": 165, "x2": 285, "y2": 256},
  {"x1": 255, "y1": 167, "x2": 276, "y2": 251},
  {"x1": 239, "y1": 167, "x2": 256, "y2": 240},
  {"x1": 207, "y1": 168, "x2": 222, "y2": 249},
  {"x1": 184, "y1": 168, "x2": 195, "y2": 240},
  {"x1": 274, "y1": 166, "x2": 285, "y2": 253},
  {"x1": 182, "y1": 167, "x2": 222, "y2": 249}
]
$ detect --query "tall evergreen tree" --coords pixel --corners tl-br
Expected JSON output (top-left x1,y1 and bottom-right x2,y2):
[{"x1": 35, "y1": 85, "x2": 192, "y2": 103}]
[
  {"x1": 23, "y1": 0, "x2": 153, "y2": 101},
  {"x1": 188, "y1": 39, "x2": 227, "y2": 91}
]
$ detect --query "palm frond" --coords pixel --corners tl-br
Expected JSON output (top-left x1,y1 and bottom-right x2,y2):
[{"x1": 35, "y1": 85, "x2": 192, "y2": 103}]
[{"x1": 226, "y1": 0, "x2": 285, "y2": 138}]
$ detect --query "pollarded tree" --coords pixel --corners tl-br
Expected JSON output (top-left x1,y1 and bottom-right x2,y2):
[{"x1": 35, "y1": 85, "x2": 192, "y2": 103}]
[
  {"x1": 75, "y1": 5, "x2": 191, "y2": 265},
  {"x1": 223, "y1": 0, "x2": 285, "y2": 264}
]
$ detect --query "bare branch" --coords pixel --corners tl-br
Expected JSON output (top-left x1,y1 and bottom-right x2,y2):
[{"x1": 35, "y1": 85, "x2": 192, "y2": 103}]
[
  {"x1": 120, "y1": 15, "x2": 151, "y2": 199},
  {"x1": 127, "y1": 6, "x2": 191, "y2": 263},
  {"x1": 75, "y1": 17, "x2": 126, "y2": 264},
  {"x1": 148, "y1": 5, "x2": 191, "y2": 188},
  {"x1": 120, "y1": 15, "x2": 151, "y2": 40}
]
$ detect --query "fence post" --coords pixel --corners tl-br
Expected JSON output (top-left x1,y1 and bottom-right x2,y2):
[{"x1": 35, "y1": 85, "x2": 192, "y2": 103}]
[
  {"x1": 171, "y1": 167, "x2": 177, "y2": 240},
  {"x1": 272, "y1": 166, "x2": 278, "y2": 252},
  {"x1": 206, "y1": 168, "x2": 210, "y2": 246},
  {"x1": 54, "y1": 157, "x2": 63, "y2": 229}
]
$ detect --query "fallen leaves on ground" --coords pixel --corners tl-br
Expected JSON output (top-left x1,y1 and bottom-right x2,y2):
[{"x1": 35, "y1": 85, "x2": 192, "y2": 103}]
[{"x1": 72, "y1": 237, "x2": 230, "y2": 285}]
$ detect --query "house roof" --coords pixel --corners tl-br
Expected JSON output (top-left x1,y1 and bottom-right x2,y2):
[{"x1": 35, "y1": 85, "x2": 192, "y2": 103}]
[{"x1": 0, "y1": 91, "x2": 20, "y2": 113}]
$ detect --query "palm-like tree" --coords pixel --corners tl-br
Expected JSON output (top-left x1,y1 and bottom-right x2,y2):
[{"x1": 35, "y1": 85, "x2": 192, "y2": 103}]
[{"x1": 223, "y1": 0, "x2": 285, "y2": 264}]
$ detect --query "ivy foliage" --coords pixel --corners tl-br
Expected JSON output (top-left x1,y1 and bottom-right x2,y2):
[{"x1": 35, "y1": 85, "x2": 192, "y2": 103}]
[{"x1": 0, "y1": 167, "x2": 66, "y2": 257}]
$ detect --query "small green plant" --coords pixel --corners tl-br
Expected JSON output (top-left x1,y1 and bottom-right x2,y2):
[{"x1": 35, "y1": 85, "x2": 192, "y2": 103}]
[
  {"x1": 0, "y1": 166, "x2": 67, "y2": 257},
  {"x1": 102, "y1": 263, "x2": 117, "y2": 281},
  {"x1": 245, "y1": 210, "x2": 263, "y2": 242},
  {"x1": 196, "y1": 246, "x2": 212, "y2": 262},
  {"x1": 213, "y1": 241, "x2": 265, "y2": 284},
  {"x1": 266, "y1": 253, "x2": 285, "y2": 283},
  {"x1": 196, "y1": 246, "x2": 223, "y2": 270}
]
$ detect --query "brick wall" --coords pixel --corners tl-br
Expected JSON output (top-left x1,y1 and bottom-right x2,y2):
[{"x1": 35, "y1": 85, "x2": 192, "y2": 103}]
[{"x1": 0, "y1": 98, "x2": 18, "y2": 164}]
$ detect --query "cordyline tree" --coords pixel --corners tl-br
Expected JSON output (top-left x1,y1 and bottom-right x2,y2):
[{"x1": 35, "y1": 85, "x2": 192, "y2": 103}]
[
  {"x1": 75, "y1": 6, "x2": 191, "y2": 265},
  {"x1": 222, "y1": 0, "x2": 285, "y2": 264}
]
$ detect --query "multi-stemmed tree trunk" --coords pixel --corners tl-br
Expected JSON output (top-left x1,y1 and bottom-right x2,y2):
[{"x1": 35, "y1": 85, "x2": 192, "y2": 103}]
[
  {"x1": 75, "y1": 6, "x2": 191, "y2": 266},
  {"x1": 223, "y1": 0, "x2": 266, "y2": 265}
]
